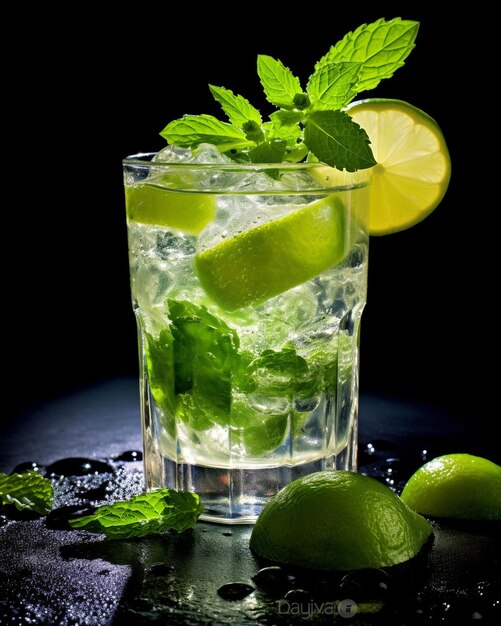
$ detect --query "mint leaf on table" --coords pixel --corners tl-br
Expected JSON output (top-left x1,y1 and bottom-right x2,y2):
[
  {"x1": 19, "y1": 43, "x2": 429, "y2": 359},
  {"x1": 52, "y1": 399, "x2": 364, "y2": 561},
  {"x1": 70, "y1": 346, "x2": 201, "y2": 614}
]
[
  {"x1": 315, "y1": 17, "x2": 419, "y2": 92},
  {"x1": 69, "y1": 489, "x2": 203, "y2": 539},
  {"x1": 209, "y1": 85, "x2": 262, "y2": 127},
  {"x1": 304, "y1": 110, "x2": 377, "y2": 172},
  {"x1": 160, "y1": 114, "x2": 253, "y2": 151},
  {"x1": 307, "y1": 62, "x2": 361, "y2": 110},
  {"x1": 257, "y1": 55, "x2": 304, "y2": 110},
  {"x1": 0, "y1": 471, "x2": 53, "y2": 515}
]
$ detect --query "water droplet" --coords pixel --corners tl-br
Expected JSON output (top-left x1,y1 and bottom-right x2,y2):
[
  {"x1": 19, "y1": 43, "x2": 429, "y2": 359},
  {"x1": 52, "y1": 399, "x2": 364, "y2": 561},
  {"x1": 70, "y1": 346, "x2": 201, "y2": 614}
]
[
  {"x1": 339, "y1": 569, "x2": 391, "y2": 602},
  {"x1": 359, "y1": 440, "x2": 398, "y2": 465},
  {"x1": 252, "y1": 566, "x2": 291, "y2": 594},
  {"x1": 476, "y1": 580, "x2": 501, "y2": 600},
  {"x1": 384, "y1": 457, "x2": 419, "y2": 479},
  {"x1": 45, "y1": 505, "x2": 98, "y2": 530},
  {"x1": 149, "y1": 564, "x2": 175, "y2": 576},
  {"x1": 283, "y1": 588, "x2": 313, "y2": 610},
  {"x1": 217, "y1": 582, "x2": 254, "y2": 601},
  {"x1": 222, "y1": 531, "x2": 233, "y2": 536},
  {"x1": 0, "y1": 514, "x2": 8, "y2": 527},
  {"x1": 76, "y1": 480, "x2": 110, "y2": 501},
  {"x1": 46, "y1": 457, "x2": 115, "y2": 477},
  {"x1": 10, "y1": 461, "x2": 44, "y2": 475},
  {"x1": 114, "y1": 450, "x2": 143, "y2": 462}
]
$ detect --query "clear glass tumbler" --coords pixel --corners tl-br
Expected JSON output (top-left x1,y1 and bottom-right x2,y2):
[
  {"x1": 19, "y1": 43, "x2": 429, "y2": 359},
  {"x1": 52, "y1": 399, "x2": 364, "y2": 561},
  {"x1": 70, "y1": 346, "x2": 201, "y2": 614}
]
[{"x1": 123, "y1": 155, "x2": 370, "y2": 523}]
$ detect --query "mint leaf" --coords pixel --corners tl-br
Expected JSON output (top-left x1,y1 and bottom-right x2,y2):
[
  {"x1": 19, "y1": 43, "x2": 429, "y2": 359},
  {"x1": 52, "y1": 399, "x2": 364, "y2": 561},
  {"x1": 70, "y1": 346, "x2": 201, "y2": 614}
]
[
  {"x1": 160, "y1": 115, "x2": 253, "y2": 151},
  {"x1": 247, "y1": 348, "x2": 309, "y2": 397},
  {"x1": 242, "y1": 120, "x2": 265, "y2": 144},
  {"x1": 69, "y1": 489, "x2": 203, "y2": 539},
  {"x1": 316, "y1": 18, "x2": 419, "y2": 92},
  {"x1": 249, "y1": 140, "x2": 287, "y2": 164},
  {"x1": 209, "y1": 85, "x2": 262, "y2": 127},
  {"x1": 307, "y1": 62, "x2": 361, "y2": 110},
  {"x1": 257, "y1": 55, "x2": 303, "y2": 110},
  {"x1": 304, "y1": 110, "x2": 376, "y2": 171},
  {"x1": 168, "y1": 299, "x2": 239, "y2": 423},
  {"x1": 0, "y1": 471, "x2": 53, "y2": 515},
  {"x1": 231, "y1": 399, "x2": 289, "y2": 456},
  {"x1": 252, "y1": 348, "x2": 308, "y2": 379},
  {"x1": 265, "y1": 111, "x2": 303, "y2": 145}
]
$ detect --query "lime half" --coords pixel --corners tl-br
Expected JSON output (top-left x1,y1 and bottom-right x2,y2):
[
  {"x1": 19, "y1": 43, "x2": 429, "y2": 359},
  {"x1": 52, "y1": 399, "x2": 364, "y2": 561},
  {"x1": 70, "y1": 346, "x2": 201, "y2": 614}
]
[
  {"x1": 401, "y1": 453, "x2": 501, "y2": 520},
  {"x1": 346, "y1": 98, "x2": 451, "y2": 235},
  {"x1": 250, "y1": 470, "x2": 432, "y2": 570},
  {"x1": 195, "y1": 195, "x2": 347, "y2": 311}
]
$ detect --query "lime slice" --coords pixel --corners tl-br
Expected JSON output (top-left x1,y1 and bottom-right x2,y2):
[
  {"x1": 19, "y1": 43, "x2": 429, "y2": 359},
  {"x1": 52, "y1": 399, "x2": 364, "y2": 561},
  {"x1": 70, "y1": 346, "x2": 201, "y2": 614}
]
[
  {"x1": 346, "y1": 98, "x2": 451, "y2": 235},
  {"x1": 250, "y1": 470, "x2": 432, "y2": 570},
  {"x1": 195, "y1": 195, "x2": 347, "y2": 311},
  {"x1": 126, "y1": 180, "x2": 216, "y2": 235},
  {"x1": 401, "y1": 453, "x2": 501, "y2": 520}
]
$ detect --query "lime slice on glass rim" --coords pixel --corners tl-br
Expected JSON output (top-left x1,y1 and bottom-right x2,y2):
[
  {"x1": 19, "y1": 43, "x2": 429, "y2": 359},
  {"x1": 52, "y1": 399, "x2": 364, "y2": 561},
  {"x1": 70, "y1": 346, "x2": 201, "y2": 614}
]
[{"x1": 346, "y1": 98, "x2": 451, "y2": 235}]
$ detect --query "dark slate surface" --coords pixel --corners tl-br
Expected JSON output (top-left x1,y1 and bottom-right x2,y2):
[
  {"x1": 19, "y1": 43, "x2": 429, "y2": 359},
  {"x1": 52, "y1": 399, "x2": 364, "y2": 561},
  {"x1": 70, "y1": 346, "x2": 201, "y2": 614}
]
[{"x1": 1, "y1": 379, "x2": 500, "y2": 625}]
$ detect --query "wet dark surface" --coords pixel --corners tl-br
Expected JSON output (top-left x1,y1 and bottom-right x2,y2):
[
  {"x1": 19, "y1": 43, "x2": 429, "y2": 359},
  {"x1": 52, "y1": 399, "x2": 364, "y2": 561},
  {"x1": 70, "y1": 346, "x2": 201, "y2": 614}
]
[{"x1": 1, "y1": 378, "x2": 500, "y2": 625}]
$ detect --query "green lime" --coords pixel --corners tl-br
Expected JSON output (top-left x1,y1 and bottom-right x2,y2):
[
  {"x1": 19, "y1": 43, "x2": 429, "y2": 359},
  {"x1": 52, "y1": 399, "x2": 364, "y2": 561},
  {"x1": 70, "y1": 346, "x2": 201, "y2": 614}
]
[
  {"x1": 126, "y1": 180, "x2": 216, "y2": 235},
  {"x1": 195, "y1": 195, "x2": 347, "y2": 311},
  {"x1": 401, "y1": 453, "x2": 501, "y2": 520},
  {"x1": 345, "y1": 98, "x2": 451, "y2": 235},
  {"x1": 250, "y1": 470, "x2": 432, "y2": 570}
]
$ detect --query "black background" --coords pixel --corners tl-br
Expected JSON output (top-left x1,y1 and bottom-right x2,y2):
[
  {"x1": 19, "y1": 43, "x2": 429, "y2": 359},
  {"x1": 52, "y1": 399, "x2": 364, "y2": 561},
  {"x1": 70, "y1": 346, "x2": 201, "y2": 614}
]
[{"x1": 4, "y1": 7, "x2": 490, "y2": 427}]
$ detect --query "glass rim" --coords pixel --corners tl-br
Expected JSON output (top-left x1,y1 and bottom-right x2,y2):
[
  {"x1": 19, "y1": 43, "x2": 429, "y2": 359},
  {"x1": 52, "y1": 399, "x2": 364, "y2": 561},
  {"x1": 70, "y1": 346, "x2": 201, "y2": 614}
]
[
  {"x1": 124, "y1": 152, "x2": 340, "y2": 170},
  {"x1": 123, "y1": 152, "x2": 372, "y2": 193}
]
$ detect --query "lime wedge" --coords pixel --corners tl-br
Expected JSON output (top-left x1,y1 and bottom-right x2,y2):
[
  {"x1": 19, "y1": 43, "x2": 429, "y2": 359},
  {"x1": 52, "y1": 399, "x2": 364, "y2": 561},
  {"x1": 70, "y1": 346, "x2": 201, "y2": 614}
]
[
  {"x1": 195, "y1": 195, "x2": 347, "y2": 311},
  {"x1": 401, "y1": 453, "x2": 501, "y2": 520},
  {"x1": 126, "y1": 181, "x2": 216, "y2": 235},
  {"x1": 346, "y1": 99, "x2": 451, "y2": 235}
]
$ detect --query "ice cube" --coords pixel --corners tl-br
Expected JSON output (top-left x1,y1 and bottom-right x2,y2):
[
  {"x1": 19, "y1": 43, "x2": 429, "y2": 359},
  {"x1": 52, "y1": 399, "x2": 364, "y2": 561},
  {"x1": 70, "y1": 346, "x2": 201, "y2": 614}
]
[
  {"x1": 153, "y1": 144, "x2": 193, "y2": 163},
  {"x1": 153, "y1": 143, "x2": 232, "y2": 165},
  {"x1": 191, "y1": 143, "x2": 232, "y2": 164}
]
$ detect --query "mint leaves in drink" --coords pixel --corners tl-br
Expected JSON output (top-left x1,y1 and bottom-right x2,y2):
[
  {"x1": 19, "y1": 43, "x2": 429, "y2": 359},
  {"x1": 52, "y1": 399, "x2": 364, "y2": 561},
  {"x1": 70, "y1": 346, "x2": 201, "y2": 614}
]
[
  {"x1": 0, "y1": 471, "x2": 53, "y2": 515},
  {"x1": 144, "y1": 300, "x2": 338, "y2": 454},
  {"x1": 160, "y1": 18, "x2": 418, "y2": 171},
  {"x1": 69, "y1": 488, "x2": 203, "y2": 539}
]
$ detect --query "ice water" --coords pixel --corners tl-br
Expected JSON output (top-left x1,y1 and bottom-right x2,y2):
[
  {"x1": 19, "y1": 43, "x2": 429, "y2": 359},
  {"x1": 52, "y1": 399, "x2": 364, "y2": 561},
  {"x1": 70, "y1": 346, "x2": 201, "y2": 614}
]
[{"x1": 124, "y1": 158, "x2": 369, "y2": 523}]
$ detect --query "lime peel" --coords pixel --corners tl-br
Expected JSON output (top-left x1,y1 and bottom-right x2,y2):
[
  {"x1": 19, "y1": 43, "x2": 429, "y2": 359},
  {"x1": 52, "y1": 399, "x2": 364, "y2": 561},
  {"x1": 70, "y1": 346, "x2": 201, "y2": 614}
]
[
  {"x1": 250, "y1": 470, "x2": 432, "y2": 571},
  {"x1": 401, "y1": 453, "x2": 501, "y2": 520},
  {"x1": 195, "y1": 195, "x2": 349, "y2": 311}
]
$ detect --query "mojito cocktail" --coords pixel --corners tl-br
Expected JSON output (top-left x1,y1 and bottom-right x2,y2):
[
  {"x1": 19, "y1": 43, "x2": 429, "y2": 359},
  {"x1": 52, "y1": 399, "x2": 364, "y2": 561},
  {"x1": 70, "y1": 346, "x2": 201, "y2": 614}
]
[
  {"x1": 123, "y1": 17, "x2": 450, "y2": 523},
  {"x1": 124, "y1": 149, "x2": 369, "y2": 522}
]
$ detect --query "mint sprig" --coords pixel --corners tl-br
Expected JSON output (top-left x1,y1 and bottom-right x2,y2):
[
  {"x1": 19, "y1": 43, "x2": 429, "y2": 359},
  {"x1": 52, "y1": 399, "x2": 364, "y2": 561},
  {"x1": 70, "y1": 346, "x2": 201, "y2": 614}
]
[
  {"x1": 69, "y1": 488, "x2": 203, "y2": 539},
  {"x1": 0, "y1": 471, "x2": 53, "y2": 515},
  {"x1": 159, "y1": 17, "x2": 418, "y2": 171},
  {"x1": 315, "y1": 17, "x2": 419, "y2": 92}
]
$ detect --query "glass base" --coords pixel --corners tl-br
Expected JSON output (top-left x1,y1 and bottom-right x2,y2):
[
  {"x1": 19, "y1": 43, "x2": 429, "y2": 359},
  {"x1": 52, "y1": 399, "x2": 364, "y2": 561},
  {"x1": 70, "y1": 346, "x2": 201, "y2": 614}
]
[{"x1": 145, "y1": 441, "x2": 357, "y2": 524}]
